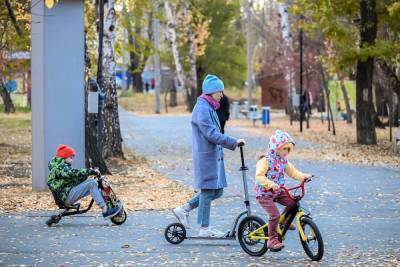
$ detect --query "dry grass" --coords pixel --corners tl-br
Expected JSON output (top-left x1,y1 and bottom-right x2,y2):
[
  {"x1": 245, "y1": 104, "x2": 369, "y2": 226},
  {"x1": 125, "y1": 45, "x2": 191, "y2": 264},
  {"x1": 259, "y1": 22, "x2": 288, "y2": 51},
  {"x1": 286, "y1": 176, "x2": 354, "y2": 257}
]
[
  {"x1": 0, "y1": 112, "x2": 194, "y2": 212},
  {"x1": 229, "y1": 115, "x2": 400, "y2": 167},
  {"x1": 118, "y1": 91, "x2": 189, "y2": 115},
  {"x1": 0, "y1": 112, "x2": 31, "y2": 179},
  {"x1": 117, "y1": 86, "x2": 262, "y2": 115}
]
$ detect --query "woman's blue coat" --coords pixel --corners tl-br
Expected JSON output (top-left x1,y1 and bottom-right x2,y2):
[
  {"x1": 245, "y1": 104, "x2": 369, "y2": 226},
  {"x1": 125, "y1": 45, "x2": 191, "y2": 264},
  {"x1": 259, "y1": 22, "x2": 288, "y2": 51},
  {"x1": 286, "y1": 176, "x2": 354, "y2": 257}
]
[{"x1": 191, "y1": 97, "x2": 237, "y2": 189}]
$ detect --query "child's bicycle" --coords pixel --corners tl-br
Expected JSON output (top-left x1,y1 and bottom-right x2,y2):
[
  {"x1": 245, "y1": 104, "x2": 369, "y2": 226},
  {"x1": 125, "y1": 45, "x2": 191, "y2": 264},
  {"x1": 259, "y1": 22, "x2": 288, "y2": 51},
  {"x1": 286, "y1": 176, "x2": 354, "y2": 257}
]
[
  {"x1": 46, "y1": 171, "x2": 127, "y2": 226},
  {"x1": 237, "y1": 178, "x2": 324, "y2": 261}
]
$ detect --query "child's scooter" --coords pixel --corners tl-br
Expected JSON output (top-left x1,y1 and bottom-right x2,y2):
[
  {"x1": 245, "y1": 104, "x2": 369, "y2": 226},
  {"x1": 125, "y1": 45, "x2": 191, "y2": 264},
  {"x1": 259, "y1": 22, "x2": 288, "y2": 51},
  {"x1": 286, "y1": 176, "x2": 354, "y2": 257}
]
[
  {"x1": 164, "y1": 144, "x2": 251, "y2": 244},
  {"x1": 46, "y1": 171, "x2": 127, "y2": 226}
]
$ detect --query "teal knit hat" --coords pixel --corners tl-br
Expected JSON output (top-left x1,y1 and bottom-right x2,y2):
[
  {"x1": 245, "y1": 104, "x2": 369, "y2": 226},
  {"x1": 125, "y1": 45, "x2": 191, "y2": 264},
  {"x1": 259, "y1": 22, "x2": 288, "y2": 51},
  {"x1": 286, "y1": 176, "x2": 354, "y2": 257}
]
[{"x1": 202, "y1": 74, "x2": 224, "y2": 94}]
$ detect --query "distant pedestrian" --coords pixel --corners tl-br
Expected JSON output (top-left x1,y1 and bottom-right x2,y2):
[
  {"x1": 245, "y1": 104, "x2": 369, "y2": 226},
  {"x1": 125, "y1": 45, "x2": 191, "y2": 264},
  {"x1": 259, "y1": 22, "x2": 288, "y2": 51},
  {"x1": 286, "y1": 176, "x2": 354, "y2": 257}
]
[
  {"x1": 216, "y1": 93, "x2": 230, "y2": 134},
  {"x1": 145, "y1": 82, "x2": 150, "y2": 93}
]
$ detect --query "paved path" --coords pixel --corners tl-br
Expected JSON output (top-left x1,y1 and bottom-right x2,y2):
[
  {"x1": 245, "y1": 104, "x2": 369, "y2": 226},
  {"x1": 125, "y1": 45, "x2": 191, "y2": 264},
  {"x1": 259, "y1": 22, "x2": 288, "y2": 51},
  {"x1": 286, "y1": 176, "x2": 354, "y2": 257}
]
[{"x1": 1, "y1": 110, "x2": 399, "y2": 266}]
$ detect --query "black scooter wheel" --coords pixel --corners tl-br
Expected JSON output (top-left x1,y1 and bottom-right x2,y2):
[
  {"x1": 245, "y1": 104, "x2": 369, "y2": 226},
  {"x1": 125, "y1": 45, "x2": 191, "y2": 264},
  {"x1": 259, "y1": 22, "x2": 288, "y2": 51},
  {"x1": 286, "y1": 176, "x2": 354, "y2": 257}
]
[
  {"x1": 111, "y1": 208, "x2": 127, "y2": 225},
  {"x1": 45, "y1": 215, "x2": 61, "y2": 227},
  {"x1": 165, "y1": 222, "x2": 186, "y2": 244}
]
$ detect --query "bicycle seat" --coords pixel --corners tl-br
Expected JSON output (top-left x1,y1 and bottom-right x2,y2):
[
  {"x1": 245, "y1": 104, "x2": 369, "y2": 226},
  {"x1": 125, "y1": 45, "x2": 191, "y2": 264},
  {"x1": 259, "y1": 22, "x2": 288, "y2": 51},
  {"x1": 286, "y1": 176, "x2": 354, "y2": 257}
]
[
  {"x1": 49, "y1": 189, "x2": 80, "y2": 210},
  {"x1": 63, "y1": 202, "x2": 81, "y2": 210}
]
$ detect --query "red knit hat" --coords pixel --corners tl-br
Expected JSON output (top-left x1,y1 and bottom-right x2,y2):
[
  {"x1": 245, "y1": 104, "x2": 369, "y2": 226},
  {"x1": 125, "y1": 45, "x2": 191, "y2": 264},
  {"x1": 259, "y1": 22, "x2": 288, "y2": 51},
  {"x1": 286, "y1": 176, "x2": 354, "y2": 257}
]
[{"x1": 56, "y1": 144, "x2": 76, "y2": 159}]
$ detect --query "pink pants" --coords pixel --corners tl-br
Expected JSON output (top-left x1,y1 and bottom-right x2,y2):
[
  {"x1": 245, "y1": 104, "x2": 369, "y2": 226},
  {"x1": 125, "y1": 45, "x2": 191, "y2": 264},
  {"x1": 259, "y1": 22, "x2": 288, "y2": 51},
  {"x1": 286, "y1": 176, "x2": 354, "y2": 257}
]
[{"x1": 256, "y1": 190, "x2": 295, "y2": 243}]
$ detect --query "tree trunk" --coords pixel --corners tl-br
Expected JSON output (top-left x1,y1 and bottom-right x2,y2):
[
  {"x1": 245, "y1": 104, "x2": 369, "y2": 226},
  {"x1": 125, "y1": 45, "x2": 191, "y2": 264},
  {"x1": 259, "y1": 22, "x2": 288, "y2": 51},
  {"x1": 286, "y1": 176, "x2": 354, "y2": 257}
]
[
  {"x1": 305, "y1": 70, "x2": 311, "y2": 128},
  {"x1": 245, "y1": 0, "x2": 253, "y2": 107},
  {"x1": 85, "y1": 79, "x2": 111, "y2": 174},
  {"x1": 142, "y1": 12, "x2": 153, "y2": 89},
  {"x1": 320, "y1": 65, "x2": 336, "y2": 135},
  {"x1": 196, "y1": 64, "x2": 206, "y2": 96},
  {"x1": 128, "y1": 25, "x2": 143, "y2": 92},
  {"x1": 102, "y1": 0, "x2": 124, "y2": 158},
  {"x1": 84, "y1": 19, "x2": 110, "y2": 174},
  {"x1": 27, "y1": 71, "x2": 31, "y2": 108},
  {"x1": 152, "y1": 0, "x2": 161, "y2": 114},
  {"x1": 373, "y1": 81, "x2": 386, "y2": 128},
  {"x1": 169, "y1": 86, "x2": 178, "y2": 107},
  {"x1": 0, "y1": 78, "x2": 15, "y2": 113},
  {"x1": 339, "y1": 75, "x2": 353, "y2": 123},
  {"x1": 356, "y1": 0, "x2": 377, "y2": 145},
  {"x1": 327, "y1": 99, "x2": 331, "y2": 131},
  {"x1": 184, "y1": 1, "x2": 197, "y2": 111},
  {"x1": 164, "y1": 1, "x2": 188, "y2": 108},
  {"x1": 5, "y1": 0, "x2": 22, "y2": 36},
  {"x1": 377, "y1": 60, "x2": 400, "y2": 127},
  {"x1": 389, "y1": 85, "x2": 393, "y2": 141},
  {"x1": 378, "y1": 61, "x2": 400, "y2": 98},
  {"x1": 319, "y1": 80, "x2": 325, "y2": 123},
  {"x1": 278, "y1": 2, "x2": 295, "y2": 120}
]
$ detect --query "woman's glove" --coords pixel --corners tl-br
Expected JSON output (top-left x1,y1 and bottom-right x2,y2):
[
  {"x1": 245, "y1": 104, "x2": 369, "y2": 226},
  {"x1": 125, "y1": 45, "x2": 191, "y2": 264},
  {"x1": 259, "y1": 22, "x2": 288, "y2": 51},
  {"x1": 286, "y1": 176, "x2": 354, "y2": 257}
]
[{"x1": 237, "y1": 139, "x2": 246, "y2": 146}]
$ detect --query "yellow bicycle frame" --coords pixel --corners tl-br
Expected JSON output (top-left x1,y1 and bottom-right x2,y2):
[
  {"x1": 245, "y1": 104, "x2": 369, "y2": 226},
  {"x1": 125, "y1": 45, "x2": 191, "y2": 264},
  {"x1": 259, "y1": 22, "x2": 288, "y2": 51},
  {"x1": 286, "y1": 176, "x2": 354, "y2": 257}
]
[{"x1": 247, "y1": 209, "x2": 308, "y2": 242}]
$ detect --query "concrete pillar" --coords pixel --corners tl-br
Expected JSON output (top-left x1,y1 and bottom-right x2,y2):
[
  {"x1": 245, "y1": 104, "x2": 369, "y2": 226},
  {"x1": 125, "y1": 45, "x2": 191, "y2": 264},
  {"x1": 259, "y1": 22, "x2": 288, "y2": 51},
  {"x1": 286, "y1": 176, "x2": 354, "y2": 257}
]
[{"x1": 31, "y1": 0, "x2": 85, "y2": 190}]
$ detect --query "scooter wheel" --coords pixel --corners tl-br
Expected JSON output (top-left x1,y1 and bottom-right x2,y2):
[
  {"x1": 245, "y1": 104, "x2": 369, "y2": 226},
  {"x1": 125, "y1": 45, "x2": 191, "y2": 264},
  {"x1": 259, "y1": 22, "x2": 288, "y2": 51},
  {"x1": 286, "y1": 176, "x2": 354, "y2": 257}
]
[
  {"x1": 164, "y1": 222, "x2": 186, "y2": 244},
  {"x1": 45, "y1": 215, "x2": 61, "y2": 227},
  {"x1": 111, "y1": 208, "x2": 127, "y2": 226}
]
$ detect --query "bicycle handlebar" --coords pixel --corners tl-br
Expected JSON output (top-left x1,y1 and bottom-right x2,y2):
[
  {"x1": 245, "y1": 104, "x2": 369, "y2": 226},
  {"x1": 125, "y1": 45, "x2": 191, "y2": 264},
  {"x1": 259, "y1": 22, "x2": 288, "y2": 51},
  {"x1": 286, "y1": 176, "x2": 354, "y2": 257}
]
[{"x1": 278, "y1": 177, "x2": 313, "y2": 201}]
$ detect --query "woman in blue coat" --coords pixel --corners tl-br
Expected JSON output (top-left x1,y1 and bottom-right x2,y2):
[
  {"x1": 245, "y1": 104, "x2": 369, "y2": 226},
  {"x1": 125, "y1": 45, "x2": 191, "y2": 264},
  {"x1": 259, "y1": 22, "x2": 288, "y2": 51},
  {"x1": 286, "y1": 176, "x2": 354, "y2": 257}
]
[{"x1": 173, "y1": 74, "x2": 245, "y2": 237}]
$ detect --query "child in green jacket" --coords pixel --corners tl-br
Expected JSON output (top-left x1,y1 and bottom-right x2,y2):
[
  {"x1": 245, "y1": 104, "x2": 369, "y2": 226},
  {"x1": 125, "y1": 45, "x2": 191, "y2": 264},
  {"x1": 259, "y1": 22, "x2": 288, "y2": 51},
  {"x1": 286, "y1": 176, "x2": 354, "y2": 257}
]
[{"x1": 48, "y1": 144, "x2": 121, "y2": 219}]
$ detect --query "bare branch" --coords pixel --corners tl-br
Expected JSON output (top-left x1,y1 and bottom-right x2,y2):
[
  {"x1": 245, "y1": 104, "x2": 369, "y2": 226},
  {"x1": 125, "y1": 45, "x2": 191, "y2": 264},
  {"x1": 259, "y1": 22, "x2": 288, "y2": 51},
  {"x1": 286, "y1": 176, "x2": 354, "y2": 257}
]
[{"x1": 4, "y1": 0, "x2": 23, "y2": 37}]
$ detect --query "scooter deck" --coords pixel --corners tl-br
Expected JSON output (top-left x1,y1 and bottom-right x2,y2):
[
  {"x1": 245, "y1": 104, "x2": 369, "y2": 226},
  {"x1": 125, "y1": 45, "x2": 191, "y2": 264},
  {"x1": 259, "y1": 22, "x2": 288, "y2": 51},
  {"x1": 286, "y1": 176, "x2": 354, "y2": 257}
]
[{"x1": 186, "y1": 236, "x2": 236, "y2": 240}]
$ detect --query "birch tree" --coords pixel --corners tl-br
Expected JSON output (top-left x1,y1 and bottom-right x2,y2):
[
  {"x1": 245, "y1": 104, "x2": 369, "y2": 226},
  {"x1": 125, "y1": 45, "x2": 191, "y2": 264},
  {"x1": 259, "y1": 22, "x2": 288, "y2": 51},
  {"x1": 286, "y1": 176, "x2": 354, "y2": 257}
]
[
  {"x1": 278, "y1": 1, "x2": 295, "y2": 118},
  {"x1": 102, "y1": 0, "x2": 124, "y2": 158},
  {"x1": 183, "y1": 1, "x2": 197, "y2": 110},
  {"x1": 164, "y1": 0, "x2": 188, "y2": 107},
  {"x1": 244, "y1": 0, "x2": 253, "y2": 107},
  {"x1": 152, "y1": 0, "x2": 161, "y2": 114}
]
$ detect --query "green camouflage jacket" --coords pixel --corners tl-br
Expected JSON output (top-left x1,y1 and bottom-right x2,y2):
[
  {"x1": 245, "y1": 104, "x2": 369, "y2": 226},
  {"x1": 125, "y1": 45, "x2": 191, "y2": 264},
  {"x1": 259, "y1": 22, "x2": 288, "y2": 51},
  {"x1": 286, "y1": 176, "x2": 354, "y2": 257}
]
[{"x1": 47, "y1": 157, "x2": 89, "y2": 202}]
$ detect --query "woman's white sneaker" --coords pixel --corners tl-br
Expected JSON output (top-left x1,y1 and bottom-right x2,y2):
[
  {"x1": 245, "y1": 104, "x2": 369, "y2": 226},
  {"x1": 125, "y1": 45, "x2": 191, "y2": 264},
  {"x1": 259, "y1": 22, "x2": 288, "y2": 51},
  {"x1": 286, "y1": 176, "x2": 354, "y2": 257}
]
[
  {"x1": 198, "y1": 227, "x2": 226, "y2": 238},
  {"x1": 172, "y1": 206, "x2": 190, "y2": 228}
]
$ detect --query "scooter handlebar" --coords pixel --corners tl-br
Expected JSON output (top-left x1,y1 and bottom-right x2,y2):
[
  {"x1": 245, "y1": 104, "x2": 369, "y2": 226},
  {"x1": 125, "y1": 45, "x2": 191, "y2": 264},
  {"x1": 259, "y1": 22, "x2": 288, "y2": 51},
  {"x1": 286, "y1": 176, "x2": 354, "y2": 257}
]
[{"x1": 239, "y1": 146, "x2": 246, "y2": 168}]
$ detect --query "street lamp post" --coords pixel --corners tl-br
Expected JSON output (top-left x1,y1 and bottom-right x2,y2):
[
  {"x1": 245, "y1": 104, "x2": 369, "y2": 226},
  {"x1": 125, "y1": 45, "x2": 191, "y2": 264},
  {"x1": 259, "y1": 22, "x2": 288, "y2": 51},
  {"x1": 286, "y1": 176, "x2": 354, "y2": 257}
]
[
  {"x1": 245, "y1": 0, "x2": 253, "y2": 109},
  {"x1": 299, "y1": 24, "x2": 304, "y2": 132}
]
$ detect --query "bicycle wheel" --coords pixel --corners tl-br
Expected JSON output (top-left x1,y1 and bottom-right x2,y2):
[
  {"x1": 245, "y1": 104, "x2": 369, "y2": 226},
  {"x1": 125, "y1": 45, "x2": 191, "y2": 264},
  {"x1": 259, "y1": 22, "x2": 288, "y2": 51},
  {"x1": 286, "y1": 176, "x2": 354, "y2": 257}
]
[
  {"x1": 238, "y1": 216, "x2": 268, "y2": 257},
  {"x1": 164, "y1": 222, "x2": 186, "y2": 244},
  {"x1": 299, "y1": 216, "x2": 324, "y2": 261}
]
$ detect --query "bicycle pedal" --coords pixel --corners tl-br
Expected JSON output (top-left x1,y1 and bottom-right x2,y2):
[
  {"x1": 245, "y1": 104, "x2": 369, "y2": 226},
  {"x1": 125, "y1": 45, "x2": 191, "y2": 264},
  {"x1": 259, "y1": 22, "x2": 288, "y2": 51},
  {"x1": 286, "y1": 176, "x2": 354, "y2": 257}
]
[{"x1": 269, "y1": 245, "x2": 284, "y2": 252}]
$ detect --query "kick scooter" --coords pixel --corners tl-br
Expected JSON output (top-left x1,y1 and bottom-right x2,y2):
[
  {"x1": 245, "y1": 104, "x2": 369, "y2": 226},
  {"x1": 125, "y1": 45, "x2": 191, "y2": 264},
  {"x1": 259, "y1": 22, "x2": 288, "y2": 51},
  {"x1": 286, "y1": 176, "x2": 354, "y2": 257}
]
[{"x1": 164, "y1": 144, "x2": 252, "y2": 244}]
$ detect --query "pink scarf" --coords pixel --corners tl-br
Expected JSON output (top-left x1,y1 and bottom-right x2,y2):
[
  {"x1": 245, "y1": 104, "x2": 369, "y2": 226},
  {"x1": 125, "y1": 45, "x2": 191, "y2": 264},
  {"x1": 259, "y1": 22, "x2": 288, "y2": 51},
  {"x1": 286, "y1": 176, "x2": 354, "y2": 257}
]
[{"x1": 200, "y1": 94, "x2": 220, "y2": 110}]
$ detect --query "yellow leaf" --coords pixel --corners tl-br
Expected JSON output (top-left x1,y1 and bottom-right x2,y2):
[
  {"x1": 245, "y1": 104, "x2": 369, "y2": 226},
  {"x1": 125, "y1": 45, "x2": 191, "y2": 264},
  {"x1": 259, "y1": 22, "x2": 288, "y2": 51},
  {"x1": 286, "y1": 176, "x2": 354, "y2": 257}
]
[{"x1": 45, "y1": 0, "x2": 58, "y2": 9}]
